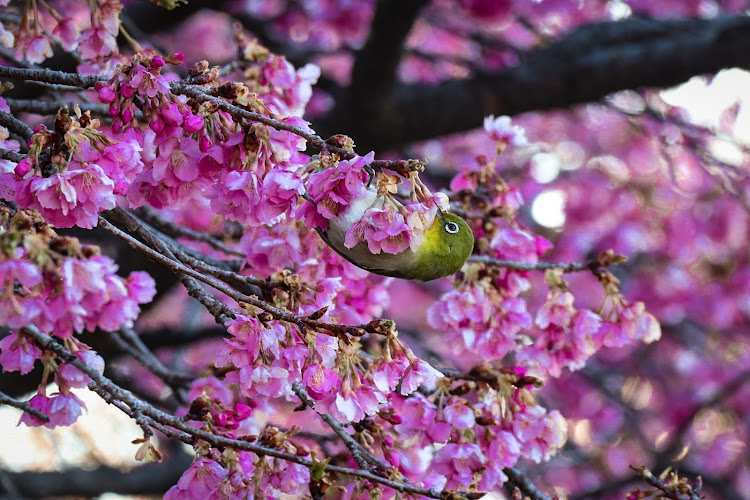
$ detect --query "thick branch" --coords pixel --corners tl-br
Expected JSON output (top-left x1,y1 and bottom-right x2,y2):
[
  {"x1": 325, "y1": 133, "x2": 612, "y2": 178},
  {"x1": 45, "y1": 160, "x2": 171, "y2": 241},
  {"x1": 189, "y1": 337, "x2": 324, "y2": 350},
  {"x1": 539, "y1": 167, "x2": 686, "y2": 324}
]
[
  {"x1": 316, "y1": 14, "x2": 750, "y2": 151},
  {"x1": 0, "y1": 447, "x2": 192, "y2": 497},
  {"x1": 348, "y1": 0, "x2": 429, "y2": 102}
]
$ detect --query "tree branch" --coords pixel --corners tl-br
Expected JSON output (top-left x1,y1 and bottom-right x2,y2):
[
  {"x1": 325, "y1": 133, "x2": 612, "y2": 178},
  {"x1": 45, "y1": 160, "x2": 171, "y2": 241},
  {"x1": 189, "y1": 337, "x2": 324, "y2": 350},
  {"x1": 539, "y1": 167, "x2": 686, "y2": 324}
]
[
  {"x1": 503, "y1": 467, "x2": 551, "y2": 500},
  {"x1": 292, "y1": 382, "x2": 389, "y2": 472},
  {"x1": 0, "y1": 390, "x2": 49, "y2": 422},
  {"x1": 0, "y1": 446, "x2": 193, "y2": 497},
  {"x1": 348, "y1": 0, "x2": 429, "y2": 105},
  {"x1": 98, "y1": 208, "x2": 389, "y2": 338},
  {"x1": 315, "y1": 14, "x2": 750, "y2": 151}
]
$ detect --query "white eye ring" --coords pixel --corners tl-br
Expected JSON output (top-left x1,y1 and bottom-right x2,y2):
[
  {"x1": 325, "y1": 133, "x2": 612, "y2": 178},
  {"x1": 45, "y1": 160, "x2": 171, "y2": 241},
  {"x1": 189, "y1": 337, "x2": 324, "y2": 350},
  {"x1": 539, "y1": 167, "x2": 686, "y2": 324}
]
[{"x1": 445, "y1": 222, "x2": 459, "y2": 234}]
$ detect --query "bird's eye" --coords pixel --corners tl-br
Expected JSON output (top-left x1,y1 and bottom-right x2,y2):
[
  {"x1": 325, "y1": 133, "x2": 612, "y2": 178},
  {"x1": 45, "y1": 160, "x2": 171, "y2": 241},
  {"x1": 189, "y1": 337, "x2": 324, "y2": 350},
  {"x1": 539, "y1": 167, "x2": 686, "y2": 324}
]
[{"x1": 445, "y1": 222, "x2": 459, "y2": 234}]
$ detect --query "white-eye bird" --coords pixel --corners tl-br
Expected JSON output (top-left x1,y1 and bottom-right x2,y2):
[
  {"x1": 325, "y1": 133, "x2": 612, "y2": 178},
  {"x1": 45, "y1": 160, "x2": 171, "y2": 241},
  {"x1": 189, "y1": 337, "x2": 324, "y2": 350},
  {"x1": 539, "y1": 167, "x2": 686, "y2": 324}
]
[{"x1": 316, "y1": 183, "x2": 475, "y2": 281}]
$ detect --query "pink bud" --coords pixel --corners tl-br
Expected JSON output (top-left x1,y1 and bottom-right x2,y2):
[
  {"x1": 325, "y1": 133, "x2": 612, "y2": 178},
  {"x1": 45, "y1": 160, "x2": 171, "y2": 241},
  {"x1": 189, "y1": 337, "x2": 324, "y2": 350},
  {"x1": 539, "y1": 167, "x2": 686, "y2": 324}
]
[
  {"x1": 183, "y1": 114, "x2": 204, "y2": 133},
  {"x1": 161, "y1": 102, "x2": 182, "y2": 126},
  {"x1": 112, "y1": 118, "x2": 123, "y2": 134},
  {"x1": 168, "y1": 51, "x2": 185, "y2": 64},
  {"x1": 150, "y1": 55, "x2": 165, "y2": 68},
  {"x1": 122, "y1": 106, "x2": 134, "y2": 123},
  {"x1": 120, "y1": 84, "x2": 135, "y2": 98},
  {"x1": 199, "y1": 136, "x2": 211, "y2": 152},
  {"x1": 234, "y1": 404, "x2": 253, "y2": 420},
  {"x1": 108, "y1": 102, "x2": 120, "y2": 117},
  {"x1": 384, "y1": 448, "x2": 399, "y2": 468},
  {"x1": 149, "y1": 116, "x2": 164, "y2": 134},
  {"x1": 213, "y1": 412, "x2": 228, "y2": 426},
  {"x1": 14, "y1": 158, "x2": 32, "y2": 177},
  {"x1": 97, "y1": 85, "x2": 117, "y2": 104}
]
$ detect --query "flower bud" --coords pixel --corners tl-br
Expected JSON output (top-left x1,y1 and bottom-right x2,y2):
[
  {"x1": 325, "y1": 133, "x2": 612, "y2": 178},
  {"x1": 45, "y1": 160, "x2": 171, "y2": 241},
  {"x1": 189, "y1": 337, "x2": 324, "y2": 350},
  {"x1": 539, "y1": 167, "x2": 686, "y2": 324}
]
[
  {"x1": 150, "y1": 55, "x2": 165, "y2": 68},
  {"x1": 97, "y1": 85, "x2": 117, "y2": 104},
  {"x1": 183, "y1": 114, "x2": 204, "y2": 133},
  {"x1": 14, "y1": 158, "x2": 32, "y2": 177}
]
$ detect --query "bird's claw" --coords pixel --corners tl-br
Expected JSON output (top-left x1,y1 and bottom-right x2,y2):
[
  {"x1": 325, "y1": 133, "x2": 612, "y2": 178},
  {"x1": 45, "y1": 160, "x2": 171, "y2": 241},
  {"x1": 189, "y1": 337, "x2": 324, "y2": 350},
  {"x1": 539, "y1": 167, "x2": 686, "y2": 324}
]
[{"x1": 364, "y1": 164, "x2": 377, "y2": 188}]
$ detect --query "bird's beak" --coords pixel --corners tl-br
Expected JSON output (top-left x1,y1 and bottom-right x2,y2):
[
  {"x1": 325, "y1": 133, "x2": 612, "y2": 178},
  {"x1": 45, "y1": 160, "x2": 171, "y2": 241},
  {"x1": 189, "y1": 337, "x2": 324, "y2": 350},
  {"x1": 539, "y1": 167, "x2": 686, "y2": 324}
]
[{"x1": 436, "y1": 208, "x2": 447, "y2": 225}]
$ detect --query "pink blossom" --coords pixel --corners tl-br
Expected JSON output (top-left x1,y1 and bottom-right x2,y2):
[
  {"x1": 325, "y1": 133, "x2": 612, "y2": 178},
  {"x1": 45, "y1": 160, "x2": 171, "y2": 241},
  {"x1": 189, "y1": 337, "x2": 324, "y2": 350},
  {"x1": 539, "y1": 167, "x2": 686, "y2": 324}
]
[
  {"x1": 207, "y1": 170, "x2": 262, "y2": 223},
  {"x1": 0, "y1": 330, "x2": 42, "y2": 374},
  {"x1": 57, "y1": 350, "x2": 105, "y2": 389},
  {"x1": 345, "y1": 207, "x2": 413, "y2": 255},
  {"x1": 600, "y1": 302, "x2": 662, "y2": 347},
  {"x1": 478, "y1": 431, "x2": 521, "y2": 489},
  {"x1": 183, "y1": 114, "x2": 205, "y2": 134},
  {"x1": 240, "y1": 224, "x2": 303, "y2": 276},
  {"x1": 371, "y1": 355, "x2": 409, "y2": 393},
  {"x1": 20, "y1": 392, "x2": 86, "y2": 429},
  {"x1": 15, "y1": 30, "x2": 53, "y2": 64},
  {"x1": 400, "y1": 357, "x2": 443, "y2": 395},
  {"x1": 318, "y1": 383, "x2": 385, "y2": 423},
  {"x1": 216, "y1": 315, "x2": 262, "y2": 369},
  {"x1": 260, "y1": 168, "x2": 305, "y2": 223},
  {"x1": 484, "y1": 115, "x2": 528, "y2": 147},
  {"x1": 487, "y1": 430, "x2": 522, "y2": 467},
  {"x1": 302, "y1": 363, "x2": 340, "y2": 399},
  {"x1": 0, "y1": 259, "x2": 43, "y2": 328},
  {"x1": 442, "y1": 397, "x2": 476, "y2": 429},
  {"x1": 166, "y1": 458, "x2": 228, "y2": 500},
  {"x1": 126, "y1": 271, "x2": 157, "y2": 303},
  {"x1": 52, "y1": 18, "x2": 80, "y2": 51},
  {"x1": 239, "y1": 365, "x2": 291, "y2": 399},
  {"x1": 299, "y1": 152, "x2": 373, "y2": 228},
  {"x1": 26, "y1": 163, "x2": 116, "y2": 228},
  {"x1": 392, "y1": 394, "x2": 450, "y2": 445},
  {"x1": 77, "y1": 26, "x2": 118, "y2": 60},
  {"x1": 432, "y1": 443, "x2": 486, "y2": 488},
  {"x1": 490, "y1": 228, "x2": 550, "y2": 262},
  {"x1": 189, "y1": 377, "x2": 234, "y2": 406},
  {"x1": 513, "y1": 407, "x2": 568, "y2": 463}
]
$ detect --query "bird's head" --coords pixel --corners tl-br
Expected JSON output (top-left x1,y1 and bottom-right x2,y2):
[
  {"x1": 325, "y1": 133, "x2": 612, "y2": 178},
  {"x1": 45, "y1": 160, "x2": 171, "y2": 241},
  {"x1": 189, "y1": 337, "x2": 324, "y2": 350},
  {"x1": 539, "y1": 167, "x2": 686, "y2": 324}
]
[{"x1": 411, "y1": 210, "x2": 474, "y2": 281}]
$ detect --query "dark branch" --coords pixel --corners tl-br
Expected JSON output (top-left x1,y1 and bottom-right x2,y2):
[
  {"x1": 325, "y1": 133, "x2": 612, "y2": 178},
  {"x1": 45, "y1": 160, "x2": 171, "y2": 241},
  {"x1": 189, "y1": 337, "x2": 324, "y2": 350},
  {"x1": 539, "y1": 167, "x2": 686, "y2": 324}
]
[
  {"x1": 315, "y1": 14, "x2": 750, "y2": 151},
  {"x1": 0, "y1": 446, "x2": 192, "y2": 497},
  {"x1": 348, "y1": 0, "x2": 429, "y2": 103},
  {"x1": 504, "y1": 467, "x2": 552, "y2": 500},
  {"x1": 0, "y1": 390, "x2": 49, "y2": 422}
]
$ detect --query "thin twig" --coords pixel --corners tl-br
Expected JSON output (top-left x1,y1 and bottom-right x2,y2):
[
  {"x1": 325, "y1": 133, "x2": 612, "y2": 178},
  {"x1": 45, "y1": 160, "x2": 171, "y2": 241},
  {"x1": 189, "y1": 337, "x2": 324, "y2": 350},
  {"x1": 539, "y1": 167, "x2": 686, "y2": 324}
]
[
  {"x1": 0, "y1": 147, "x2": 25, "y2": 163},
  {"x1": 0, "y1": 66, "x2": 103, "y2": 88},
  {"x1": 111, "y1": 328, "x2": 194, "y2": 388},
  {"x1": 0, "y1": 110, "x2": 33, "y2": 142},
  {"x1": 292, "y1": 382, "x2": 389, "y2": 472},
  {"x1": 468, "y1": 254, "x2": 605, "y2": 273},
  {"x1": 0, "y1": 390, "x2": 49, "y2": 422},
  {"x1": 0, "y1": 66, "x2": 425, "y2": 176},
  {"x1": 5, "y1": 98, "x2": 111, "y2": 117},
  {"x1": 504, "y1": 467, "x2": 552, "y2": 500},
  {"x1": 135, "y1": 206, "x2": 245, "y2": 258},
  {"x1": 99, "y1": 209, "x2": 387, "y2": 338},
  {"x1": 630, "y1": 466, "x2": 702, "y2": 500},
  {"x1": 663, "y1": 367, "x2": 750, "y2": 459}
]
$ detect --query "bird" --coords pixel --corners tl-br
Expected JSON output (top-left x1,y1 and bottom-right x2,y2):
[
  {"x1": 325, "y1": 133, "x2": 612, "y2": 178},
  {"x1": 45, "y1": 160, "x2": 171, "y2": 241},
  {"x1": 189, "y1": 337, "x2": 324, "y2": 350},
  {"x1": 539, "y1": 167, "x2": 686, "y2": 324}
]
[{"x1": 316, "y1": 183, "x2": 475, "y2": 281}]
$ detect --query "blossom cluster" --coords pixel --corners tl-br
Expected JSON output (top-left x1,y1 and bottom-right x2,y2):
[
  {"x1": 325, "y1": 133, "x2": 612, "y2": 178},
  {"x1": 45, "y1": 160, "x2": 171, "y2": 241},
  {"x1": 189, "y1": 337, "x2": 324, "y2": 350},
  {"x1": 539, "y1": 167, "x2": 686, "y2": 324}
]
[{"x1": 0, "y1": 208, "x2": 154, "y2": 428}]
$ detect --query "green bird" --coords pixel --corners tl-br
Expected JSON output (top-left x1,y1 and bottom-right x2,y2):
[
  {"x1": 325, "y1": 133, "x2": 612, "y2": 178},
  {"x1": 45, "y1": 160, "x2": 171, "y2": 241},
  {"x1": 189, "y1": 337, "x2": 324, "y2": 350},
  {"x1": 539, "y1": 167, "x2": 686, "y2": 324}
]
[{"x1": 317, "y1": 188, "x2": 475, "y2": 281}]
